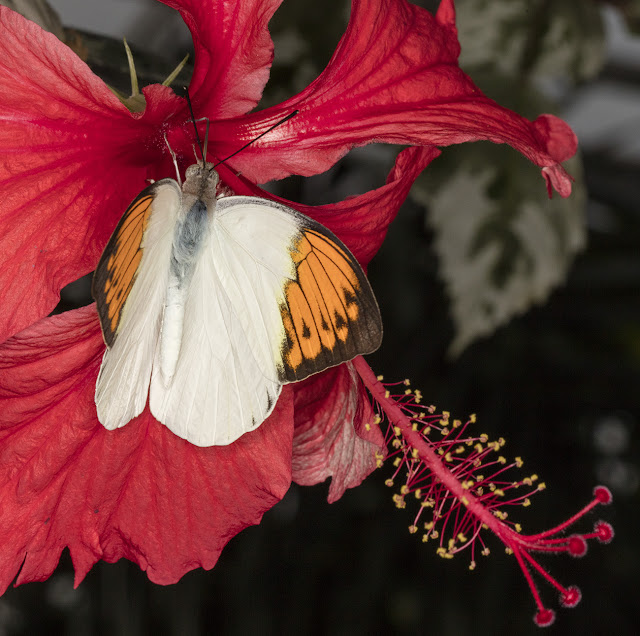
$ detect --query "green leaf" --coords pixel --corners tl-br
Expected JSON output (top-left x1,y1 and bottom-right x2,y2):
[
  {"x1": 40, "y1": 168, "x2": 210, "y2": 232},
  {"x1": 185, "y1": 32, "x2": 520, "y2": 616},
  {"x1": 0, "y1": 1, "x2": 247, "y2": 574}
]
[
  {"x1": 455, "y1": 0, "x2": 605, "y2": 82},
  {"x1": 411, "y1": 143, "x2": 586, "y2": 356}
]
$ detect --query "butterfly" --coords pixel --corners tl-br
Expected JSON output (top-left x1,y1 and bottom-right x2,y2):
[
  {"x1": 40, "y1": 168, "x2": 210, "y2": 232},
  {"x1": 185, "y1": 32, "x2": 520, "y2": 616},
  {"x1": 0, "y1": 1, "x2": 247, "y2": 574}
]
[{"x1": 92, "y1": 128, "x2": 382, "y2": 447}]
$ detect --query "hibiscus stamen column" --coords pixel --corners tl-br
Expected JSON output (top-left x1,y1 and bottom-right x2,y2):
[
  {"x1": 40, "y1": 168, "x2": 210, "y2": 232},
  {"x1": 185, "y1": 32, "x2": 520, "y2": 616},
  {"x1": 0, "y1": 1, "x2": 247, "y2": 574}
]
[{"x1": 352, "y1": 356, "x2": 614, "y2": 627}]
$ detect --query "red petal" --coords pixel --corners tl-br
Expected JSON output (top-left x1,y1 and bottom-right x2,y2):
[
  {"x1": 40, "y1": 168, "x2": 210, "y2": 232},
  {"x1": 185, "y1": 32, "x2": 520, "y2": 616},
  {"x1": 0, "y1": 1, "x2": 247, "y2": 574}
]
[
  {"x1": 216, "y1": 0, "x2": 575, "y2": 197},
  {"x1": 0, "y1": 9, "x2": 184, "y2": 343},
  {"x1": 0, "y1": 306, "x2": 293, "y2": 591},
  {"x1": 161, "y1": 0, "x2": 282, "y2": 118},
  {"x1": 218, "y1": 145, "x2": 441, "y2": 267},
  {"x1": 292, "y1": 362, "x2": 383, "y2": 503}
]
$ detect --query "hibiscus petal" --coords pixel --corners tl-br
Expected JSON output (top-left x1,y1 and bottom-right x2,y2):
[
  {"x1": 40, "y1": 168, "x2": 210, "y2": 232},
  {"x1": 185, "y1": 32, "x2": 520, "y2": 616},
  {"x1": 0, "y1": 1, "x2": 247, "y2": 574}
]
[
  {"x1": 292, "y1": 361, "x2": 383, "y2": 503},
  {"x1": 0, "y1": 306, "x2": 293, "y2": 591},
  {"x1": 217, "y1": 0, "x2": 576, "y2": 197},
  {"x1": 161, "y1": 0, "x2": 282, "y2": 119},
  {"x1": 217, "y1": 145, "x2": 441, "y2": 267},
  {"x1": 0, "y1": 8, "x2": 184, "y2": 344}
]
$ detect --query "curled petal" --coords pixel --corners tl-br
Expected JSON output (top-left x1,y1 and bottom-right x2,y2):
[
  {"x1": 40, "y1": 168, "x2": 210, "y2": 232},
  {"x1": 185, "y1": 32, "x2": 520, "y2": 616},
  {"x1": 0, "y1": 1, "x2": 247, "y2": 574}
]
[
  {"x1": 0, "y1": 306, "x2": 293, "y2": 591},
  {"x1": 161, "y1": 0, "x2": 282, "y2": 118},
  {"x1": 292, "y1": 362, "x2": 383, "y2": 503},
  {"x1": 218, "y1": 0, "x2": 576, "y2": 197},
  {"x1": 0, "y1": 8, "x2": 182, "y2": 343}
]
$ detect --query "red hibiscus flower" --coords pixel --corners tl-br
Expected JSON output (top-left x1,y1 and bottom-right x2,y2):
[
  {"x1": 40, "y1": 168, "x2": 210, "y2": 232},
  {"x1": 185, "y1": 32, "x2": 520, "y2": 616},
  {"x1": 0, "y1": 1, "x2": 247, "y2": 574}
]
[{"x1": 0, "y1": 0, "x2": 600, "y2": 621}]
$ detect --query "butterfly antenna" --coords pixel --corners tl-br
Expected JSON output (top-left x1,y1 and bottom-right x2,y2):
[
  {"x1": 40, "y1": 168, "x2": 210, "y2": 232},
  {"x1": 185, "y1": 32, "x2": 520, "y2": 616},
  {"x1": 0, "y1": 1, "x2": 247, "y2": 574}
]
[
  {"x1": 213, "y1": 110, "x2": 299, "y2": 168},
  {"x1": 183, "y1": 87, "x2": 207, "y2": 166}
]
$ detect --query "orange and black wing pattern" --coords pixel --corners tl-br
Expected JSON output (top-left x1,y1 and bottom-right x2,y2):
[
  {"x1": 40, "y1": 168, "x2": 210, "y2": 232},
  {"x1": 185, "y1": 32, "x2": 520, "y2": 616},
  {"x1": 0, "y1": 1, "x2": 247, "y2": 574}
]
[
  {"x1": 278, "y1": 223, "x2": 382, "y2": 383},
  {"x1": 92, "y1": 184, "x2": 158, "y2": 348}
]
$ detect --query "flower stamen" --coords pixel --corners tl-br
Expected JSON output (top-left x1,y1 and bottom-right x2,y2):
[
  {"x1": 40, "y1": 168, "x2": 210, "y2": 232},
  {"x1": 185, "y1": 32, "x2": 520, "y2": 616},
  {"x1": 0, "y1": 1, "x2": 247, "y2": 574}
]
[{"x1": 354, "y1": 357, "x2": 613, "y2": 627}]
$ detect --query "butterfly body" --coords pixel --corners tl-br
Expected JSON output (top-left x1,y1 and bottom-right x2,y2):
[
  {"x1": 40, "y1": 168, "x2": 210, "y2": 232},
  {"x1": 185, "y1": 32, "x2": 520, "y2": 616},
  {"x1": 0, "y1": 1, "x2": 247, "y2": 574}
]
[{"x1": 93, "y1": 162, "x2": 382, "y2": 446}]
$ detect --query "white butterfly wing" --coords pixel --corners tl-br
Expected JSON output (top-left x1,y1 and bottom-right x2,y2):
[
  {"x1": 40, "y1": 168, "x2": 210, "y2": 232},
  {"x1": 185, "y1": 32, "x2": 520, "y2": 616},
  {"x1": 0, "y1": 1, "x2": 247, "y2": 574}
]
[
  {"x1": 148, "y1": 216, "x2": 282, "y2": 446},
  {"x1": 148, "y1": 195, "x2": 381, "y2": 447},
  {"x1": 93, "y1": 179, "x2": 181, "y2": 429},
  {"x1": 214, "y1": 196, "x2": 382, "y2": 383}
]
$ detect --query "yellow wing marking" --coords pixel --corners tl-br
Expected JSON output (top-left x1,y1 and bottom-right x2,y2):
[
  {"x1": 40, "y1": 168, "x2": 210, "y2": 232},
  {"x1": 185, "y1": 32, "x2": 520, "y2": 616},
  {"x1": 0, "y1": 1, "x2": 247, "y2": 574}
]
[
  {"x1": 93, "y1": 193, "x2": 154, "y2": 347},
  {"x1": 280, "y1": 227, "x2": 378, "y2": 381}
]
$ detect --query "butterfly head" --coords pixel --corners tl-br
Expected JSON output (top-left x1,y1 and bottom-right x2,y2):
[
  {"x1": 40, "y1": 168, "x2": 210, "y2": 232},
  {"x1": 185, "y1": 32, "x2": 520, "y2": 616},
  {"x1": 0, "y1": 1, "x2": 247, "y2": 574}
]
[{"x1": 183, "y1": 162, "x2": 219, "y2": 204}]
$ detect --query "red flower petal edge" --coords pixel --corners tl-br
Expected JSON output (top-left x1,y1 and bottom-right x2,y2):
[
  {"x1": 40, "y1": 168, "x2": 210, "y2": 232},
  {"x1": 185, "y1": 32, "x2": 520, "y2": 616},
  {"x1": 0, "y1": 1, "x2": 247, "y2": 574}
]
[
  {"x1": 0, "y1": 306, "x2": 294, "y2": 592},
  {"x1": 212, "y1": 0, "x2": 577, "y2": 198},
  {"x1": 292, "y1": 362, "x2": 383, "y2": 503}
]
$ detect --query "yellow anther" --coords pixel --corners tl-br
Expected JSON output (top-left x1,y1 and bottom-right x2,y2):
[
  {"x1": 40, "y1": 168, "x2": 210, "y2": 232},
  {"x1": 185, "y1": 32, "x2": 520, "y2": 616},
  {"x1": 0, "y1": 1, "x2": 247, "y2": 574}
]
[
  {"x1": 515, "y1": 457, "x2": 523, "y2": 468},
  {"x1": 365, "y1": 423, "x2": 371, "y2": 431},
  {"x1": 428, "y1": 405, "x2": 436, "y2": 413},
  {"x1": 405, "y1": 389, "x2": 412, "y2": 395},
  {"x1": 448, "y1": 538, "x2": 456, "y2": 550},
  {"x1": 431, "y1": 530, "x2": 439, "y2": 539},
  {"x1": 408, "y1": 525, "x2": 418, "y2": 534},
  {"x1": 403, "y1": 378, "x2": 411, "y2": 386},
  {"x1": 385, "y1": 390, "x2": 390, "y2": 399},
  {"x1": 392, "y1": 494, "x2": 406, "y2": 509},
  {"x1": 385, "y1": 479, "x2": 394, "y2": 487},
  {"x1": 400, "y1": 485, "x2": 410, "y2": 495},
  {"x1": 470, "y1": 414, "x2": 477, "y2": 423},
  {"x1": 531, "y1": 474, "x2": 538, "y2": 482},
  {"x1": 469, "y1": 561, "x2": 476, "y2": 571},
  {"x1": 377, "y1": 375, "x2": 384, "y2": 381},
  {"x1": 457, "y1": 533, "x2": 467, "y2": 543},
  {"x1": 453, "y1": 419, "x2": 461, "y2": 428},
  {"x1": 523, "y1": 498, "x2": 531, "y2": 507},
  {"x1": 392, "y1": 439, "x2": 401, "y2": 449},
  {"x1": 475, "y1": 487, "x2": 484, "y2": 495},
  {"x1": 414, "y1": 489, "x2": 422, "y2": 498},
  {"x1": 498, "y1": 437, "x2": 505, "y2": 447},
  {"x1": 411, "y1": 422, "x2": 418, "y2": 432},
  {"x1": 505, "y1": 547, "x2": 513, "y2": 555},
  {"x1": 481, "y1": 547, "x2": 490, "y2": 556},
  {"x1": 436, "y1": 547, "x2": 446, "y2": 558},
  {"x1": 393, "y1": 457, "x2": 401, "y2": 467},
  {"x1": 444, "y1": 452, "x2": 452, "y2": 462},
  {"x1": 411, "y1": 448, "x2": 419, "y2": 459},
  {"x1": 422, "y1": 534, "x2": 430, "y2": 543},
  {"x1": 538, "y1": 482, "x2": 546, "y2": 491},
  {"x1": 461, "y1": 496, "x2": 469, "y2": 506},
  {"x1": 424, "y1": 426, "x2": 431, "y2": 435},
  {"x1": 394, "y1": 426, "x2": 401, "y2": 437},
  {"x1": 514, "y1": 524, "x2": 522, "y2": 533},
  {"x1": 455, "y1": 446, "x2": 465, "y2": 454},
  {"x1": 498, "y1": 456, "x2": 506, "y2": 464},
  {"x1": 494, "y1": 489, "x2": 505, "y2": 497},
  {"x1": 479, "y1": 434, "x2": 488, "y2": 443},
  {"x1": 523, "y1": 477, "x2": 532, "y2": 486},
  {"x1": 440, "y1": 427, "x2": 449, "y2": 436},
  {"x1": 474, "y1": 443, "x2": 484, "y2": 453},
  {"x1": 424, "y1": 521, "x2": 434, "y2": 530}
]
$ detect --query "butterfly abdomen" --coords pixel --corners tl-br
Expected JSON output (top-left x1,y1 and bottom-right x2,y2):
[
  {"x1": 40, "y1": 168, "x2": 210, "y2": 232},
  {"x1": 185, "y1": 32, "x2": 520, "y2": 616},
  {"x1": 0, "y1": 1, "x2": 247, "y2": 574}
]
[{"x1": 160, "y1": 198, "x2": 209, "y2": 383}]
